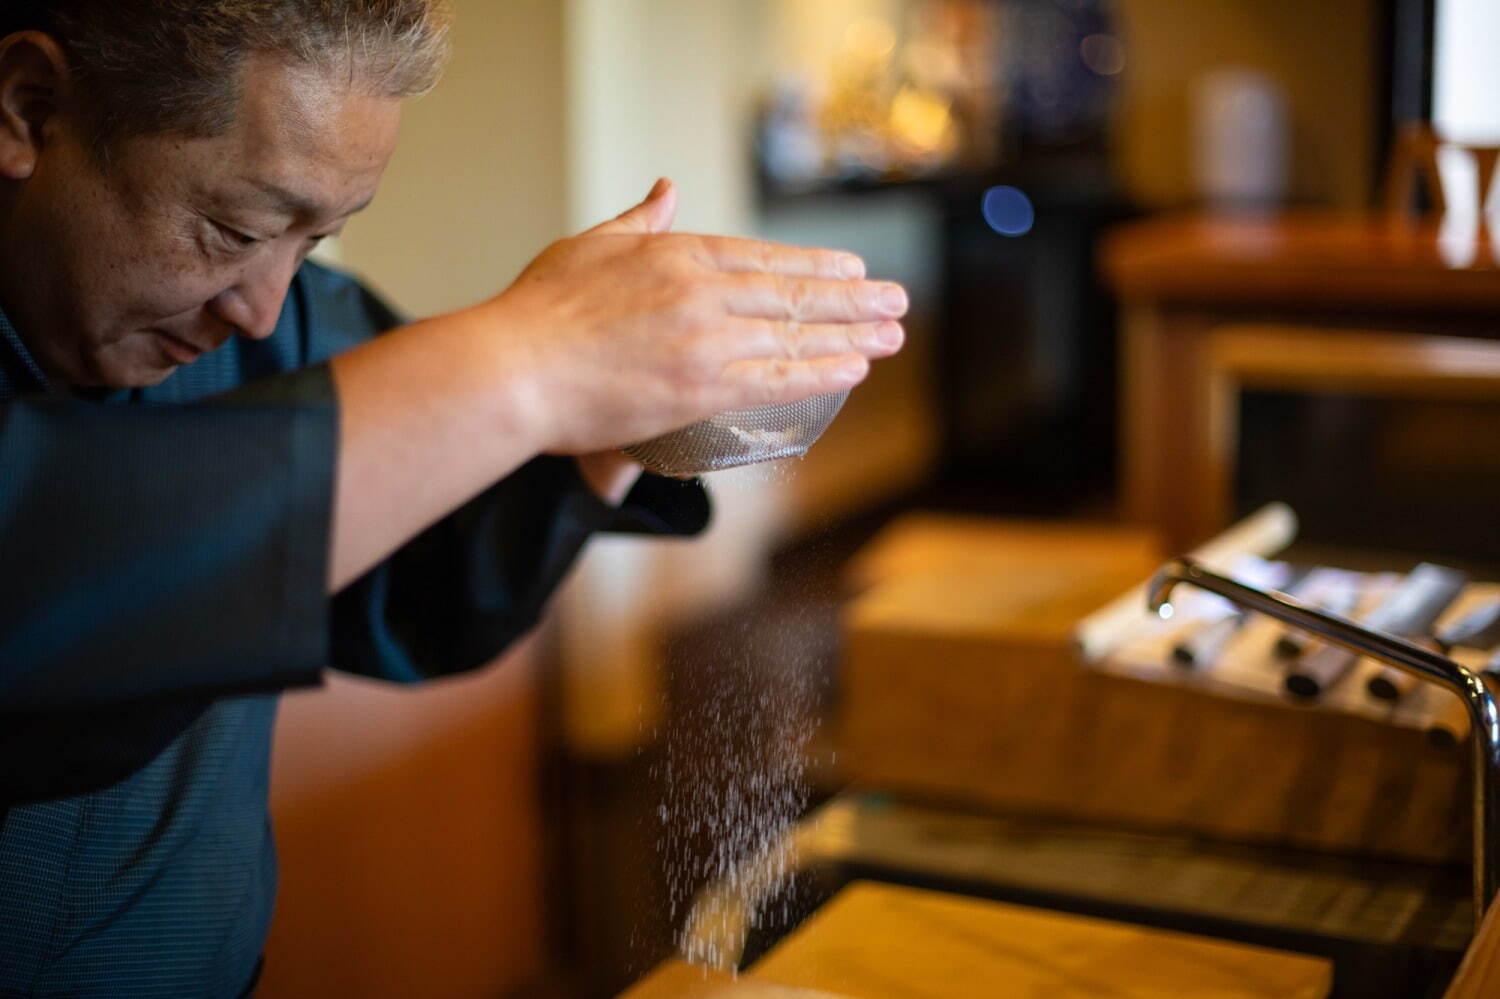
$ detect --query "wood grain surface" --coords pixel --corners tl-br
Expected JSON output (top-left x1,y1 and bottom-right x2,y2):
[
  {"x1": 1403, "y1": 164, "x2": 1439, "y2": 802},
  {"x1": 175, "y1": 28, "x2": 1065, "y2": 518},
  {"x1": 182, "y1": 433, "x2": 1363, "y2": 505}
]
[
  {"x1": 1101, "y1": 214, "x2": 1500, "y2": 311},
  {"x1": 837, "y1": 516, "x2": 1470, "y2": 863},
  {"x1": 620, "y1": 961, "x2": 847, "y2": 999},
  {"x1": 624, "y1": 882, "x2": 1331, "y2": 998},
  {"x1": 749, "y1": 882, "x2": 1331, "y2": 999}
]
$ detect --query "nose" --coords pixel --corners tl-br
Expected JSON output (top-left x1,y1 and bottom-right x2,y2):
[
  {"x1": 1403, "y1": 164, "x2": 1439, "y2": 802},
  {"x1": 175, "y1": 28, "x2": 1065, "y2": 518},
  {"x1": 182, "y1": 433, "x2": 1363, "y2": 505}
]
[{"x1": 208, "y1": 248, "x2": 301, "y2": 340}]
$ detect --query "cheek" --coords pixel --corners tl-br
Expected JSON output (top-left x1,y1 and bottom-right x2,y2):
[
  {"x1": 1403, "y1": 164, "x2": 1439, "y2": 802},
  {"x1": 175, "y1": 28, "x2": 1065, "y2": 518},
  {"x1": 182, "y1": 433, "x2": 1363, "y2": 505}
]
[
  {"x1": 76, "y1": 234, "x2": 230, "y2": 330},
  {"x1": 50, "y1": 166, "x2": 228, "y2": 328},
  {"x1": 129, "y1": 263, "x2": 227, "y2": 319}
]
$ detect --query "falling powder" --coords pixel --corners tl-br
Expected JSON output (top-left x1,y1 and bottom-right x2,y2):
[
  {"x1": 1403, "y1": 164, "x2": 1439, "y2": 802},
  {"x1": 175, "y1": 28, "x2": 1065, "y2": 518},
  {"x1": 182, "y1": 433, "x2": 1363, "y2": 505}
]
[{"x1": 647, "y1": 596, "x2": 832, "y2": 972}]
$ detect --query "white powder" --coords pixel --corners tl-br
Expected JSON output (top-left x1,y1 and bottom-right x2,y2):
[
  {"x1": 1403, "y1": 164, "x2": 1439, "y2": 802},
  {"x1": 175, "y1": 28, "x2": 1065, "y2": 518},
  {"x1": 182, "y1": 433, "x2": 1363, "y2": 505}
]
[
  {"x1": 726, "y1": 423, "x2": 803, "y2": 450},
  {"x1": 649, "y1": 604, "x2": 826, "y2": 972}
]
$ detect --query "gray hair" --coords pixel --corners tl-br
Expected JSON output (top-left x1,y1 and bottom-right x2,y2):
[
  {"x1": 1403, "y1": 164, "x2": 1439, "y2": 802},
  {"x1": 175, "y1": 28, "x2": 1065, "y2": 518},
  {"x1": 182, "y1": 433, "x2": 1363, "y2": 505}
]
[{"x1": 1, "y1": 1, "x2": 451, "y2": 160}]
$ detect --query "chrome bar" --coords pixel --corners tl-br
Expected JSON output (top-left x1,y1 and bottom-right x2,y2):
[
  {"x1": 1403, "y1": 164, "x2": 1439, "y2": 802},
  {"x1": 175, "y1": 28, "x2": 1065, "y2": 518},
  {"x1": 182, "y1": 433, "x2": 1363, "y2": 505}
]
[{"x1": 1148, "y1": 557, "x2": 1500, "y2": 924}]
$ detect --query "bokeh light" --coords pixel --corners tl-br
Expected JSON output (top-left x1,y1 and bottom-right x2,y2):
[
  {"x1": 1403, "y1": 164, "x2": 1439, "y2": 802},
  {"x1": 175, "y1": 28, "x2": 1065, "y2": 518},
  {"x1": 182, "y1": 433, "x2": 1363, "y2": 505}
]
[
  {"x1": 981, "y1": 185, "x2": 1035, "y2": 236},
  {"x1": 1079, "y1": 33, "x2": 1126, "y2": 76}
]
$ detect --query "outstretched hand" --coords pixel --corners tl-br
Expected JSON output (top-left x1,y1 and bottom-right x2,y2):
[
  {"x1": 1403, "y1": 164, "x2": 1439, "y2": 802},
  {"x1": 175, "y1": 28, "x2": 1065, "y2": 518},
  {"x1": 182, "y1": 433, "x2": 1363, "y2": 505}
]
[{"x1": 483, "y1": 178, "x2": 907, "y2": 456}]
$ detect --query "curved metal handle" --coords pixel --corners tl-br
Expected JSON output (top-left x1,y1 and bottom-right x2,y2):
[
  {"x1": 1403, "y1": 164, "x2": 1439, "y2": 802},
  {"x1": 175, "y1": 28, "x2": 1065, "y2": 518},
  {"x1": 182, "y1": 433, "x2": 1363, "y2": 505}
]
[{"x1": 1149, "y1": 556, "x2": 1500, "y2": 924}]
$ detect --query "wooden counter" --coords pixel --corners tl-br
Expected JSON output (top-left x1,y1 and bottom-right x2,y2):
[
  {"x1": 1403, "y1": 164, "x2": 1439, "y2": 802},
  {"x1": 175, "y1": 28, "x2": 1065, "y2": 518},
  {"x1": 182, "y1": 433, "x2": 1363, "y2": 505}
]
[
  {"x1": 1102, "y1": 213, "x2": 1500, "y2": 314},
  {"x1": 624, "y1": 882, "x2": 1332, "y2": 998},
  {"x1": 1099, "y1": 213, "x2": 1500, "y2": 552}
]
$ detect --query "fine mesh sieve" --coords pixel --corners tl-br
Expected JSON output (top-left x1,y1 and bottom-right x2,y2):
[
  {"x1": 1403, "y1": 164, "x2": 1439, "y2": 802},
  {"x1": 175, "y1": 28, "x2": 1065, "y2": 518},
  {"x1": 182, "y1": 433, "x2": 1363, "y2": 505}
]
[{"x1": 623, "y1": 391, "x2": 850, "y2": 478}]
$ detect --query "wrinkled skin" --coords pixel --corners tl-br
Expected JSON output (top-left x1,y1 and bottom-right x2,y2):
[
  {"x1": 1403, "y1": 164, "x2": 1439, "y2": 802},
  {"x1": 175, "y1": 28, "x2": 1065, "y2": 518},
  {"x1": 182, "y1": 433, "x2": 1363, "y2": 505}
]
[{"x1": 0, "y1": 41, "x2": 396, "y2": 389}]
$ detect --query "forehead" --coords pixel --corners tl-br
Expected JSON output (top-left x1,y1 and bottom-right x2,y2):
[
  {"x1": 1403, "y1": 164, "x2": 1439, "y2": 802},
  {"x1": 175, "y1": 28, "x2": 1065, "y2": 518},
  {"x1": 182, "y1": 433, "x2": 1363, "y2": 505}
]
[{"x1": 118, "y1": 53, "x2": 402, "y2": 223}]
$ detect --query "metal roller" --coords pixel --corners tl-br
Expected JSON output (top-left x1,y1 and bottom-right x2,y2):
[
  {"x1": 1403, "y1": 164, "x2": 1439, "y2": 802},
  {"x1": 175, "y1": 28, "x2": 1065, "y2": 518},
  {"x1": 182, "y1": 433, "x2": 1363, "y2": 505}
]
[{"x1": 1148, "y1": 557, "x2": 1500, "y2": 924}]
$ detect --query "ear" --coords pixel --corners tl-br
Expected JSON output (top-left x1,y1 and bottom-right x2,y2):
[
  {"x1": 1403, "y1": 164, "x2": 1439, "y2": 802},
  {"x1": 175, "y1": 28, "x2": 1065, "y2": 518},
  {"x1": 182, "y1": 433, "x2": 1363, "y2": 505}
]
[{"x1": 0, "y1": 32, "x2": 71, "y2": 181}]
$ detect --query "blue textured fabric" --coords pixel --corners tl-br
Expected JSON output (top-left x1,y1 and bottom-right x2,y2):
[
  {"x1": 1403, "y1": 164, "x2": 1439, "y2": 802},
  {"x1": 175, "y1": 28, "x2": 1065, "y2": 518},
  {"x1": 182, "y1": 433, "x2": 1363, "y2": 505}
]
[
  {"x1": 0, "y1": 699, "x2": 280, "y2": 997},
  {"x1": 0, "y1": 262, "x2": 711, "y2": 995}
]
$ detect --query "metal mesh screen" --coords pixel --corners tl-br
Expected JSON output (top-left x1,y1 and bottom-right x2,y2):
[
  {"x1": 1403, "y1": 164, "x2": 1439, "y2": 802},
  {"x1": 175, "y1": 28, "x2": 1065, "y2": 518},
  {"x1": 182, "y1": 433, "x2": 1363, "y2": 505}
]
[{"x1": 623, "y1": 391, "x2": 850, "y2": 478}]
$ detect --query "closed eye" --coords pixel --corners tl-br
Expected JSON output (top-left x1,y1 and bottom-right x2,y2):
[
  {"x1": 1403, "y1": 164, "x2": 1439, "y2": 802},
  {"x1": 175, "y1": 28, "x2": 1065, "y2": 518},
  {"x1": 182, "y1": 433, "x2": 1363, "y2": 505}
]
[{"x1": 211, "y1": 219, "x2": 263, "y2": 249}]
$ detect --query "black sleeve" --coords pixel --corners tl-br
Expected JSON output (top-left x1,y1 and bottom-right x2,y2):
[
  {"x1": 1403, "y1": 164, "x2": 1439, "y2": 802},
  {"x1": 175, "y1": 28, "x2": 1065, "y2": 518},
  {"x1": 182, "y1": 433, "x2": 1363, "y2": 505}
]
[
  {"x1": 0, "y1": 365, "x2": 339, "y2": 805},
  {"x1": 0, "y1": 364, "x2": 338, "y2": 712},
  {"x1": 332, "y1": 457, "x2": 710, "y2": 681}
]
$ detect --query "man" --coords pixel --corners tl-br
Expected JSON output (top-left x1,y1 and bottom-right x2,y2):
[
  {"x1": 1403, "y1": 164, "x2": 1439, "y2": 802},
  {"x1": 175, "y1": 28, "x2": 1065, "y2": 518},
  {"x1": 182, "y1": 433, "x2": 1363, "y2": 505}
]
[{"x1": 0, "y1": 1, "x2": 906, "y2": 994}]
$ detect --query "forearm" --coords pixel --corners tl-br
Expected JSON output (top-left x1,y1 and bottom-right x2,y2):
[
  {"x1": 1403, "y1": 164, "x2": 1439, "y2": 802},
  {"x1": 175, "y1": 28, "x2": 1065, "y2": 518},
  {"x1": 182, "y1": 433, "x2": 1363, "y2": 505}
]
[{"x1": 327, "y1": 305, "x2": 542, "y2": 592}]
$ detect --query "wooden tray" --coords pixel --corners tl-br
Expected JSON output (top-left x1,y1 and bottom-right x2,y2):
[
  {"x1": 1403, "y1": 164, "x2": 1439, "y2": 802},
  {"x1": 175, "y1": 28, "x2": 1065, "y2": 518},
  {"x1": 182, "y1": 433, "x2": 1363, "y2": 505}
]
[
  {"x1": 836, "y1": 514, "x2": 1470, "y2": 863},
  {"x1": 624, "y1": 882, "x2": 1331, "y2": 998}
]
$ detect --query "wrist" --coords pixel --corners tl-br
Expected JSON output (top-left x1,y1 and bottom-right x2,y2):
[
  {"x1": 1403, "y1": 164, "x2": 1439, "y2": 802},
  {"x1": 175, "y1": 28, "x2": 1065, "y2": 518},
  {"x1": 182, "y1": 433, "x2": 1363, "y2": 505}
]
[
  {"x1": 575, "y1": 451, "x2": 643, "y2": 505},
  {"x1": 460, "y1": 295, "x2": 558, "y2": 455}
]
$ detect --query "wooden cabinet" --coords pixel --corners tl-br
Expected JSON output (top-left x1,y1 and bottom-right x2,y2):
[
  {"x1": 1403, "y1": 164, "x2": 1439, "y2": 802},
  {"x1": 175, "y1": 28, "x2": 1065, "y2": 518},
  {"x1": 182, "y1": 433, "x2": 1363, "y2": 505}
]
[{"x1": 1100, "y1": 213, "x2": 1500, "y2": 552}]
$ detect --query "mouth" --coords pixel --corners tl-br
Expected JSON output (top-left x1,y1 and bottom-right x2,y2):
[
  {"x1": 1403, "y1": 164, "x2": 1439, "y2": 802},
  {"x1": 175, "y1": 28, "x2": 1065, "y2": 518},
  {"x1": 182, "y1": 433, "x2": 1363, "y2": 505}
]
[{"x1": 151, "y1": 330, "x2": 206, "y2": 366}]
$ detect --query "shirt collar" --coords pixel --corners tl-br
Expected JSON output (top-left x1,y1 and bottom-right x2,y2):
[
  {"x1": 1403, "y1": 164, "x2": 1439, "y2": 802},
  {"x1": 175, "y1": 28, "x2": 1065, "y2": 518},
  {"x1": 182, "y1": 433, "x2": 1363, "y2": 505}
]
[{"x1": 0, "y1": 303, "x2": 55, "y2": 402}]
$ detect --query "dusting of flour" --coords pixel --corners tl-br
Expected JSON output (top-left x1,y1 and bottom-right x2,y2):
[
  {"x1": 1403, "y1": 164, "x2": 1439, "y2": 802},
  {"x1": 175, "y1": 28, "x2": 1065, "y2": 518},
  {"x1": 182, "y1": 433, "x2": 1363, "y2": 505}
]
[{"x1": 648, "y1": 602, "x2": 827, "y2": 971}]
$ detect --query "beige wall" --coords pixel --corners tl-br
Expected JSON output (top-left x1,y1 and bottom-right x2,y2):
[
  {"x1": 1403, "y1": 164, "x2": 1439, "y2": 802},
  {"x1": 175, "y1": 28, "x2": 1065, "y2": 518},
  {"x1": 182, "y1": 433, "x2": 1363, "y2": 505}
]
[
  {"x1": 565, "y1": 0, "x2": 757, "y2": 235},
  {"x1": 1113, "y1": 0, "x2": 1380, "y2": 210},
  {"x1": 339, "y1": 0, "x2": 570, "y2": 316}
]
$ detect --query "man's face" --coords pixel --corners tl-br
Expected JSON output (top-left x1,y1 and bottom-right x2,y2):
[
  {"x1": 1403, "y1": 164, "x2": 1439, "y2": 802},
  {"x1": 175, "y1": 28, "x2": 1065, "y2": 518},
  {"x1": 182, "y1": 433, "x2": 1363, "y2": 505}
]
[{"x1": 1, "y1": 53, "x2": 401, "y2": 388}]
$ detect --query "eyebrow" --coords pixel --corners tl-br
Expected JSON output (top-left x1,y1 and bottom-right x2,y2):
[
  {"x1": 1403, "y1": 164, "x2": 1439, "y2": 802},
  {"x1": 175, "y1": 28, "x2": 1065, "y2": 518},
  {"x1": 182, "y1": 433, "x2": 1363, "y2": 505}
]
[{"x1": 247, "y1": 179, "x2": 375, "y2": 222}]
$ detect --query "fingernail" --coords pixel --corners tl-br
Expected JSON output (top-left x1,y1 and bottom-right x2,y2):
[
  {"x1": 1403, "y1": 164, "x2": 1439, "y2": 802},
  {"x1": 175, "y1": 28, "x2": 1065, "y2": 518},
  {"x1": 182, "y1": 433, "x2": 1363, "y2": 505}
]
[
  {"x1": 836, "y1": 357, "x2": 869, "y2": 384},
  {"x1": 879, "y1": 284, "x2": 908, "y2": 316},
  {"x1": 874, "y1": 321, "x2": 904, "y2": 349},
  {"x1": 839, "y1": 254, "x2": 866, "y2": 279}
]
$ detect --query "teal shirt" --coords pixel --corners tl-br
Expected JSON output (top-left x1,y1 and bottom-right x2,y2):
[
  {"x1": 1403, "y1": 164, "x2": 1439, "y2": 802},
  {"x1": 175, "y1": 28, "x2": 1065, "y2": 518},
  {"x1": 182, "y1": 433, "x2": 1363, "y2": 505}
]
[{"x1": 0, "y1": 262, "x2": 708, "y2": 995}]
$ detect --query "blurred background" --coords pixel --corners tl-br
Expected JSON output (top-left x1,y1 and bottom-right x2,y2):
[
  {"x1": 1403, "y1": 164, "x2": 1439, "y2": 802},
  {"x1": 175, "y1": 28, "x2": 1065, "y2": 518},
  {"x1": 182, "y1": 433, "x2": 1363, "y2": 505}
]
[{"x1": 254, "y1": 1, "x2": 1500, "y2": 996}]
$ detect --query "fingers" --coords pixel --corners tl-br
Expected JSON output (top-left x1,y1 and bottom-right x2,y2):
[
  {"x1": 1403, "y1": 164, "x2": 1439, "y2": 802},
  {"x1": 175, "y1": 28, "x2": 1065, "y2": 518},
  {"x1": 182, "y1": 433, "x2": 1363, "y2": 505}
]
[
  {"x1": 717, "y1": 318, "x2": 905, "y2": 363},
  {"x1": 721, "y1": 273, "x2": 909, "y2": 323},
  {"x1": 720, "y1": 355, "x2": 871, "y2": 407},
  {"x1": 689, "y1": 236, "x2": 866, "y2": 280},
  {"x1": 704, "y1": 317, "x2": 903, "y2": 410},
  {"x1": 587, "y1": 178, "x2": 678, "y2": 236}
]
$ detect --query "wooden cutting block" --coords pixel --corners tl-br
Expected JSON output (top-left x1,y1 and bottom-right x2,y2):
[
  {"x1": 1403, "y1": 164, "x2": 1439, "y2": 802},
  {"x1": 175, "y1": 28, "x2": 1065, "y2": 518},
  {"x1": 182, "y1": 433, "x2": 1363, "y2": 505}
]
[
  {"x1": 619, "y1": 960, "x2": 850, "y2": 999},
  {"x1": 837, "y1": 516, "x2": 1469, "y2": 863},
  {"x1": 753, "y1": 882, "x2": 1330, "y2": 998},
  {"x1": 624, "y1": 882, "x2": 1331, "y2": 998},
  {"x1": 843, "y1": 514, "x2": 1163, "y2": 599}
]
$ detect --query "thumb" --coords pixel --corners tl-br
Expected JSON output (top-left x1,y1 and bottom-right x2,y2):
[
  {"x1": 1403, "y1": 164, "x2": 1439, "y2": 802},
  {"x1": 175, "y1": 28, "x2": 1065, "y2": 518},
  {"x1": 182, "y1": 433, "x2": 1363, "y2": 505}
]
[{"x1": 588, "y1": 177, "x2": 677, "y2": 236}]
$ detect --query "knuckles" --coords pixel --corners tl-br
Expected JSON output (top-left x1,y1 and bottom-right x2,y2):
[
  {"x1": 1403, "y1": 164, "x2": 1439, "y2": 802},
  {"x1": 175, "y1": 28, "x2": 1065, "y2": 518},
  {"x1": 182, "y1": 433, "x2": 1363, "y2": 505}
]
[
  {"x1": 778, "y1": 275, "x2": 813, "y2": 322},
  {"x1": 757, "y1": 358, "x2": 795, "y2": 403},
  {"x1": 778, "y1": 321, "x2": 806, "y2": 361}
]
